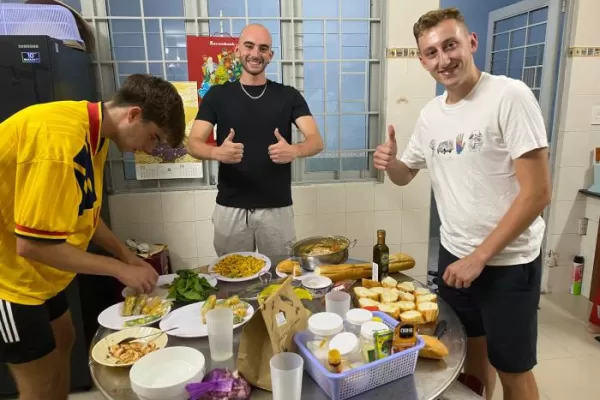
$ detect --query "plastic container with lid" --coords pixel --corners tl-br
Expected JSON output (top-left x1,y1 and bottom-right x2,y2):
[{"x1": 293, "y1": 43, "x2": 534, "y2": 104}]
[
  {"x1": 360, "y1": 321, "x2": 389, "y2": 363},
  {"x1": 329, "y1": 332, "x2": 364, "y2": 370},
  {"x1": 345, "y1": 308, "x2": 373, "y2": 336},
  {"x1": 306, "y1": 312, "x2": 345, "y2": 363}
]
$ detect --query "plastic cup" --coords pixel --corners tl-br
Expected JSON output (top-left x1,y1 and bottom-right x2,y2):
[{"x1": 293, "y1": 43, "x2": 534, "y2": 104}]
[
  {"x1": 270, "y1": 352, "x2": 304, "y2": 400},
  {"x1": 325, "y1": 291, "x2": 351, "y2": 319},
  {"x1": 206, "y1": 308, "x2": 233, "y2": 361}
]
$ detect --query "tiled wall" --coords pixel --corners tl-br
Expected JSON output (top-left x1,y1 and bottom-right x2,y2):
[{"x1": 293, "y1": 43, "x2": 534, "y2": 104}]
[
  {"x1": 546, "y1": 0, "x2": 600, "y2": 295},
  {"x1": 107, "y1": 0, "x2": 439, "y2": 282},
  {"x1": 579, "y1": 196, "x2": 600, "y2": 298}
]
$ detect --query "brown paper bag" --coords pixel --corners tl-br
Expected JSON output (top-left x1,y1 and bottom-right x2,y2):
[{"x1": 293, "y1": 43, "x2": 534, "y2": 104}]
[{"x1": 237, "y1": 276, "x2": 309, "y2": 391}]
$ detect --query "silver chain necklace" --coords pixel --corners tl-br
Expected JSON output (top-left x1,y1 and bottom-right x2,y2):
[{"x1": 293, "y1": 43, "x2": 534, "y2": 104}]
[{"x1": 239, "y1": 80, "x2": 267, "y2": 100}]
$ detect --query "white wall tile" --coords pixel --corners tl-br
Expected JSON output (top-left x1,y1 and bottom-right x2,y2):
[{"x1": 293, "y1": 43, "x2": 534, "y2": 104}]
[
  {"x1": 386, "y1": 0, "x2": 441, "y2": 46},
  {"x1": 198, "y1": 256, "x2": 216, "y2": 268},
  {"x1": 108, "y1": 195, "x2": 138, "y2": 225},
  {"x1": 547, "y1": 265, "x2": 573, "y2": 294},
  {"x1": 346, "y1": 212, "x2": 375, "y2": 247},
  {"x1": 572, "y1": 0, "x2": 600, "y2": 46},
  {"x1": 349, "y1": 246, "x2": 372, "y2": 262},
  {"x1": 551, "y1": 200, "x2": 587, "y2": 235},
  {"x1": 132, "y1": 193, "x2": 163, "y2": 223},
  {"x1": 386, "y1": 97, "x2": 433, "y2": 139},
  {"x1": 110, "y1": 224, "x2": 132, "y2": 242},
  {"x1": 162, "y1": 191, "x2": 195, "y2": 222},
  {"x1": 345, "y1": 183, "x2": 375, "y2": 213},
  {"x1": 400, "y1": 242, "x2": 429, "y2": 277},
  {"x1": 374, "y1": 210, "x2": 402, "y2": 246},
  {"x1": 130, "y1": 223, "x2": 165, "y2": 245},
  {"x1": 294, "y1": 214, "x2": 319, "y2": 239},
  {"x1": 555, "y1": 166, "x2": 592, "y2": 201},
  {"x1": 402, "y1": 170, "x2": 432, "y2": 210},
  {"x1": 375, "y1": 181, "x2": 403, "y2": 211},
  {"x1": 195, "y1": 220, "x2": 216, "y2": 257},
  {"x1": 558, "y1": 132, "x2": 592, "y2": 167},
  {"x1": 566, "y1": 58, "x2": 600, "y2": 97},
  {"x1": 315, "y1": 213, "x2": 346, "y2": 237},
  {"x1": 317, "y1": 184, "x2": 346, "y2": 214},
  {"x1": 170, "y1": 256, "x2": 198, "y2": 272},
  {"x1": 585, "y1": 196, "x2": 600, "y2": 222},
  {"x1": 401, "y1": 208, "x2": 430, "y2": 243},
  {"x1": 548, "y1": 233, "x2": 583, "y2": 267},
  {"x1": 559, "y1": 94, "x2": 600, "y2": 132},
  {"x1": 163, "y1": 222, "x2": 197, "y2": 259},
  {"x1": 292, "y1": 185, "x2": 317, "y2": 216},
  {"x1": 193, "y1": 190, "x2": 217, "y2": 221}
]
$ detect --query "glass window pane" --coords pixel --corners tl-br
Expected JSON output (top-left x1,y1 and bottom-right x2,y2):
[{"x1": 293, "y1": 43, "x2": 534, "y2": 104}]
[
  {"x1": 326, "y1": 34, "x2": 339, "y2": 58},
  {"x1": 508, "y1": 48, "x2": 524, "y2": 79},
  {"x1": 341, "y1": 75, "x2": 365, "y2": 100},
  {"x1": 117, "y1": 63, "x2": 147, "y2": 75},
  {"x1": 145, "y1": 20, "x2": 160, "y2": 33},
  {"x1": 304, "y1": 90, "x2": 325, "y2": 113},
  {"x1": 494, "y1": 14, "x2": 527, "y2": 34},
  {"x1": 146, "y1": 33, "x2": 162, "y2": 60},
  {"x1": 535, "y1": 66, "x2": 543, "y2": 88},
  {"x1": 532, "y1": 89, "x2": 540, "y2": 101},
  {"x1": 342, "y1": 62, "x2": 366, "y2": 73},
  {"x1": 522, "y1": 68, "x2": 535, "y2": 87},
  {"x1": 114, "y1": 47, "x2": 146, "y2": 61},
  {"x1": 108, "y1": 0, "x2": 141, "y2": 16},
  {"x1": 327, "y1": 21, "x2": 339, "y2": 33},
  {"x1": 528, "y1": 7, "x2": 548, "y2": 24},
  {"x1": 341, "y1": 21, "x2": 369, "y2": 34},
  {"x1": 303, "y1": 0, "x2": 338, "y2": 18},
  {"x1": 166, "y1": 62, "x2": 188, "y2": 81},
  {"x1": 525, "y1": 44, "x2": 544, "y2": 66},
  {"x1": 326, "y1": 115, "x2": 339, "y2": 149},
  {"x1": 112, "y1": 33, "x2": 144, "y2": 47},
  {"x1": 143, "y1": 0, "x2": 184, "y2": 17},
  {"x1": 110, "y1": 20, "x2": 142, "y2": 34},
  {"x1": 492, "y1": 33, "x2": 509, "y2": 51},
  {"x1": 208, "y1": 0, "x2": 245, "y2": 17},
  {"x1": 304, "y1": 47, "x2": 324, "y2": 60},
  {"x1": 247, "y1": 0, "x2": 280, "y2": 17},
  {"x1": 341, "y1": 115, "x2": 366, "y2": 149},
  {"x1": 341, "y1": 102, "x2": 366, "y2": 113},
  {"x1": 491, "y1": 51, "x2": 508, "y2": 75},
  {"x1": 304, "y1": 62, "x2": 325, "y2": 89},
  {"x1": 527, "y1": 23, "x2": 546, "y2": 45},
  {"x1": 342, "y1": 46, "x2": 369, "y2": 59},
  {"x1": 304, "y1": 21, "x2": 323, "y2": 34},
  {"x1": 304, "y1": 33, "x2": 324, "y2": 47},
  {"x1": 326, "y1": 63, "x2": 338, "y2": 100},
  {"x1": 341, "y1": 0, "x2": 369, "y2": 18},
  {"x1": 149, "y1": 63, "x2": 164, "y2": 77},
  {"x1": 510, "y1": 28, "x2": 526, "y2": 47}
]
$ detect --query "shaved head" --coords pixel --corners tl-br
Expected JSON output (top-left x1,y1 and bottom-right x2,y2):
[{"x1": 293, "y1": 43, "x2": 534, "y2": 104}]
[{"x1": 236, "y1": 23, "x2": 274, "y2": 78}]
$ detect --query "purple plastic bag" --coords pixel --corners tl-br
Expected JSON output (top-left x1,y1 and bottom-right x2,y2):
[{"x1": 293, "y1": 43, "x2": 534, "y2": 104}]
[{"x1": 186, "y1": 369, "x2": 251, "y2": 400}]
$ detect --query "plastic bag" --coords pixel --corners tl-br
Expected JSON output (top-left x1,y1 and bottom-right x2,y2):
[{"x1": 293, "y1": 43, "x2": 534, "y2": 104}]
[{"x1": 186, "y1": 368, "x2": 251, "y2": 400}]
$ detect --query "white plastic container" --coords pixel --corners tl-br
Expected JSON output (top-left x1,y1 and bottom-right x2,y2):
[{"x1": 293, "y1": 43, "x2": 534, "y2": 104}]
[
  {"x1": 360, "y1": 321, "x2": 389, "y2": 363},
  {"x1": 307, "y1": 312, "x2": 344, "y2": 363},
  {"x1": 329, "y1": 332, "x2": 363, "y2": 370},
  {"x1": 345, "y1": 308, "x2": 373, "y2": 336}
]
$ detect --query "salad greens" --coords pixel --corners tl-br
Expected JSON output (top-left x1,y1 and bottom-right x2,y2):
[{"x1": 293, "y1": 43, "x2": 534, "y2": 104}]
[{"x1": 166, "y1": 270, "x2": 218, "y2": 303}]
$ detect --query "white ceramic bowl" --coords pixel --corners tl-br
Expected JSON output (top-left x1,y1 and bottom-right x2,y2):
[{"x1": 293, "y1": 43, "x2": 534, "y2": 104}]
[
  {"x1": 130, "y1": 346, "x2": 206, "y2": 400},
  {"x1": 301, "y1": 275, "x2": 333, "y2": 298}
]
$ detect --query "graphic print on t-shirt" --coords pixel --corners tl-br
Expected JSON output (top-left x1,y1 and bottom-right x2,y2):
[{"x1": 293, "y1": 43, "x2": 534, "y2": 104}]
[
  {"x1": 455, "y1": 133, "x2": 465, "y2": 154},
  {"x1": 429, "y1": 139, "x2": 437, "y2": 156},
  {"x1": 468, "y1": 130, "x2": 483, "y2": 152},
  {"x1": 436, "y1": 140, "x2": 453, "y2": 154}
]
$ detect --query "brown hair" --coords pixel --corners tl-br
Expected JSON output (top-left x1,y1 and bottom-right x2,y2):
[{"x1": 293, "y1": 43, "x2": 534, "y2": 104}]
[
  {"x1": 413, "y1": 7, "x2": 466, "y2": 44},
  {"x1": 112, "y1": 74, "x2": 185, "y2": 148}
]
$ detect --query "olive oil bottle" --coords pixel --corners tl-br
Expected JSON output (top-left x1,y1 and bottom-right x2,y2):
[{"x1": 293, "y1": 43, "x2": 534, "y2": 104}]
[{"x1": 373, "y1": 229, "x2": 389, "y2": 282}]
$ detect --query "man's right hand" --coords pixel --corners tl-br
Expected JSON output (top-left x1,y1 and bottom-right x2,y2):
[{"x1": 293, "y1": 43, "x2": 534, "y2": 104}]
[
  {"x1": 214, "y1": 128, "x2": 244, "y2": 164},
  {"x1": 116, "y1": 263, "x2": 158, "y2": 294},
  {"x1": 374, "y1": 125, "x2": 398, "y2": 171}
]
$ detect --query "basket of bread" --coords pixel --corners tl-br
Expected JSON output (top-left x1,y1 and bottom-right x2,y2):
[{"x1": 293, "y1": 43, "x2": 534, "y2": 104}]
[{"x1": 353, "y1": 276, "x2": 439, "y2": 325}]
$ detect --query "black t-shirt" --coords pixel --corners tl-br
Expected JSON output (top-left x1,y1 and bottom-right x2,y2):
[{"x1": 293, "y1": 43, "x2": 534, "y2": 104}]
[{"x1": 196, "y1": 80, "x2": 312, "y2": 209}]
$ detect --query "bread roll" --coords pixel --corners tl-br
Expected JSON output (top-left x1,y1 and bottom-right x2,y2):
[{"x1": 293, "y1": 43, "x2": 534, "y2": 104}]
[
  {"x1": 399, "y1": 310, "x2": 424, "y2": 324},
  {"x1": 418, "y1": 335, "x2": 449, "y2": 360},
  {"x1": 276, "y1": 259, "x2": 302, "y2": 276},
  {"x1": 381, "y1": 276, "x2": 398, "y2": 288},
  {"x1": 398, "y1": 291, "x2": 415, "y2": 302},
  {"x1": 416, "y1": 294, "x2": 437, "y2": 304},
  {"x1": 358, "y1": 298, "x2": 380, "y2": 308},
  {"x1": 354, "y1": 287, "x2": 379, "y2": 300},
  {"x1": 361, "y1": 278, "x2": 381, "y2": 288},
  {"x1": 381, "y1": 288, "x2": 399, "y2": 304},
  {"x1": 378, "y1": 303, "x2": 400, "y2": 320},
  {"x1": 397, "y1": 281, "x2": 416, "y2": 293},
  {"x1": 414, "y1": 288, "x2": 431, "y2": 296},
  {"x1": 417, "y1": 302, "x2": 439, "y2": 323},
  {"x1": 393, "y1": 301, "x2": 416, "y2": 313}
]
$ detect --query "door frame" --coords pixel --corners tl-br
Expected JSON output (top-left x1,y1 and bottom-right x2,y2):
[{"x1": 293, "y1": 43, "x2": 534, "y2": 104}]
[{"x1": 485, "y1": 0, "x2": 562, "y2": 134}]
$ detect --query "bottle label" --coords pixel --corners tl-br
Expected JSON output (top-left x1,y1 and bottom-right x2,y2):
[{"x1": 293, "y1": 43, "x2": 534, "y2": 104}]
[
  {"x1": 381, "y1": 253, "x2": 389, "y2": 269},
  {"x1": 372, "y1": 262, "x2": 379, "y2": 281}
]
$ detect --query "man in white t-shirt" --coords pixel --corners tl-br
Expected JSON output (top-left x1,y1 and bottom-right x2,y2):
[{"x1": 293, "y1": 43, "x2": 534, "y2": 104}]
[{"x1": 374, "y1": 7, "x2": 550, "y2": 400}]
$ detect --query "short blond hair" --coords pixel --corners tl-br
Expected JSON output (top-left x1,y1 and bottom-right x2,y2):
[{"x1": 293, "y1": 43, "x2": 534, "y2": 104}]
[{"x1": 413, "y1": 7, "x2": 466, "y2": 43}]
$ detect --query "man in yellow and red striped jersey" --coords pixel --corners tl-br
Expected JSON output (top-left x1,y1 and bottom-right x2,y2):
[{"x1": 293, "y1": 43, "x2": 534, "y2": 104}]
[{"x1": 0, "y1": 74, "x2": 185, "y2": 400}]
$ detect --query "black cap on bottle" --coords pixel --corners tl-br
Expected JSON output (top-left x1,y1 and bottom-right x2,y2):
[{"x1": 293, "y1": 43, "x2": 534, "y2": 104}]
[{"x1": 574, "y1": 255, "x2": 584, "y2": 264}]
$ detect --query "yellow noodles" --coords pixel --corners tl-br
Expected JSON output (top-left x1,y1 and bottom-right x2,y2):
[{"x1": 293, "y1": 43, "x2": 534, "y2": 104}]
[{"x1": 214, "y1": 254, "x2": 266, "y2": 278}]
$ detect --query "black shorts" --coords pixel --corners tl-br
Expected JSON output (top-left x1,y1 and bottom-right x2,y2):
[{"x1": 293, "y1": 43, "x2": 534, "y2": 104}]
[
  {"x1": 0, "y1": 290, "x2": 69, "y2": 365},
  {"x1": 438, "y1": 245, "x2": 541, "y2": 373}
]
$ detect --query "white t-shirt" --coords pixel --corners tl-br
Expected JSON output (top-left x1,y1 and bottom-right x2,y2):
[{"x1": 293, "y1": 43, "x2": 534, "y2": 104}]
[{"x1": 400, "y1": 72, "x2": 548, "y2": 266}]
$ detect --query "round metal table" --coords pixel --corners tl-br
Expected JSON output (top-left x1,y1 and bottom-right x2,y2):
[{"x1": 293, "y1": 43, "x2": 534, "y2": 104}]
[{"x1": 89, "y1": 263, "x2": 466, "y2": 400}]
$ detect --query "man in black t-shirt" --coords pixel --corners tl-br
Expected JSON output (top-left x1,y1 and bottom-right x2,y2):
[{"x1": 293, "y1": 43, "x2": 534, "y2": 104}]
[{"x1": 187, "y1": 24, "x2": 324, "y2": 261}]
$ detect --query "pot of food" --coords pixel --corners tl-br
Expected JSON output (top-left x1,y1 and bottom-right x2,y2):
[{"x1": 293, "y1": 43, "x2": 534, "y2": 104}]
[{"x1": 285, "y1": 235, "x2": 357, "y2": 272}]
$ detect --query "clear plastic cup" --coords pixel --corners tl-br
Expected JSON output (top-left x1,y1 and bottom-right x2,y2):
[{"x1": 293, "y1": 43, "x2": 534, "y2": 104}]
[
  {"x1": 206, "y1": 308, "x2": 233, "y2": 361},
  {"x1": 325, "y1": 291, "x2": 351, "y2": 319},
  {"x1": 270, "y1": 352, "x2": 304, "y2": 400}
]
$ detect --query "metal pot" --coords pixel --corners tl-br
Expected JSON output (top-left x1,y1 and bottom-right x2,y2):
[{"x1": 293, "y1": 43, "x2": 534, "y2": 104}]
[{"x1": 285, "y1": 235, "x2": 357, "y2": 272}]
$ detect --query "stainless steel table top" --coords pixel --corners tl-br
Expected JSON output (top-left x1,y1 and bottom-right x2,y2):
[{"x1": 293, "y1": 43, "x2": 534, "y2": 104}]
[{"x1": 89, "y1": 262, "x2": 466, "y2": 400}]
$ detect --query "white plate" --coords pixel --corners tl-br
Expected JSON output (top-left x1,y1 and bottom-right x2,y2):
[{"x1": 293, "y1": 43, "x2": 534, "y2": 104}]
[
  {"x1": 121, "y1": 273, "x2": 217, "y2": 298},
  {"x1": 98, "y1": 301, "x2": 172, "y2": 330},
  {"x1": 91, "y1": 327, "x2": 169, "y2": 367},
  {"x1": 159, "y1": 301, "x2": 254, "y2": 338},
  {"x1": 275, "y1": 260, "x2": 314, "y2": 281},
  {"x1": 208, "y1": 252, "x2": 271, "y2": 282}
]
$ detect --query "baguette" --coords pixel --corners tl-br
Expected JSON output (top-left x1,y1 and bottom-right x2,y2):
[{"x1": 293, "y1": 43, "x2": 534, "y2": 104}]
[
  {"x1": 381, "y1": 276, "x2": 398, "y2": 288},
  {"x1": 398, "y1": 291, "x2": 415, "y2": 302},
  {"x1": 378, "y1": 303, "x2": 400, "y2": 320},
  {"x1": 380, "y1": 288, "x2": 399, "y2": 304},
  {"x1": 354, "y1": 287, "x2": 379, "y2": 300},
  {"x1": 314, "y1": 253, "x2": 415, "y2": 282},
  {"x1": 276, "y1": 259, "x2": 303, "y2": 276},
  {"x1": 358, "y1": 298, "x2": 380, "y2": 308},
  {"x1": 416, "y1": 294, "x2": 437, "y2": 304},
  {"x1": 361, "y1": 278, "x2": 381, "y2": 288},
  {"x1": 414, "y1": 287, "x2": 431, "y2": 296},
  {"x1": 397, "y1": 281, "x2": 416, "y2": 293},
  {"x1": 417, "y1": 302, "x2": 439, "y2": 323},
  {"x1": 418, "y1": 335, "x2": 449, "y2": 360},
  {"x1": 393, "y1": 301, "x2": 416, "y2": 313},
  {"x1": 399, "y1": 310, "x2": 425, "y2": 324}
]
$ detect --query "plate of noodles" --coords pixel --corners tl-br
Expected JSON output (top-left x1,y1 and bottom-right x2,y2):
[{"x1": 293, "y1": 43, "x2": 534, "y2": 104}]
[{"x1": 208, "y1": 252, "x2": 271, "y2": 282}]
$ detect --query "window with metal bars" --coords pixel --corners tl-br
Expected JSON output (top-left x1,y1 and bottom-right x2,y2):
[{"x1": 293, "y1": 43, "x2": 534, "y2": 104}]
[{"x1": 32, "y1": 0, "x2": 386, "y2": 193}]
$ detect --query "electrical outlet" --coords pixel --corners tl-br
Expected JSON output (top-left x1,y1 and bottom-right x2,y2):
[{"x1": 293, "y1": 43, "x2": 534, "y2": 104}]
[
  {"x1": 578, "y1": 217, "x2": 589, "y2": 235},
  {"x1": 592, "y1": 106, "x2": 600, "y2": 125}
]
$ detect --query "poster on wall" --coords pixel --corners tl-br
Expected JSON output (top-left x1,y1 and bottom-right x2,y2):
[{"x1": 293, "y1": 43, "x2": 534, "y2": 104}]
[
  {"x1": 134, "y1": 81, "x2": 204, "y2": 180},
  {"x1": 186, "y1": 35, "x2": 242, "y2": 146}
]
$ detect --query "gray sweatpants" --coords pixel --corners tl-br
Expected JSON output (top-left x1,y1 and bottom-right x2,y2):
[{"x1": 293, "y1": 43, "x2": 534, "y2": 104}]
[{"x1": 212, "y1": 204, "x2": 296, "y2": 262}]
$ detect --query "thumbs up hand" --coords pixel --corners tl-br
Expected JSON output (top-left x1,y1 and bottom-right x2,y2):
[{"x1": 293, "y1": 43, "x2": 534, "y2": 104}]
[
  {"x1": 374, "y1": 125, "x2": 398, "y2": 171},
  {"x1": 268, "y1": 128, "x2": 297, "y2": 164},
  {"x1": 215, "y1": 128, "x2": 244, "y2": 164}
]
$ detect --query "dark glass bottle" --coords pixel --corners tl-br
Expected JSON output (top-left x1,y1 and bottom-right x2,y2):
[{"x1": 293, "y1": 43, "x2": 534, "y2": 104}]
[{"x1": 373, "y1": 229, "x2": 389, "y2": 282}]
